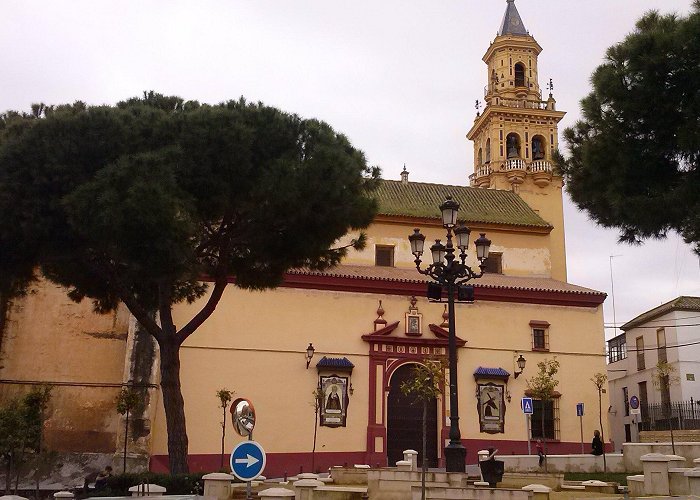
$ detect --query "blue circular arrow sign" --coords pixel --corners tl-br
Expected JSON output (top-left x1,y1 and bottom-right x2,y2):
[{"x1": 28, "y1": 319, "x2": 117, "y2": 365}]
[
  {"x1": 630, "y1": 395, "x2": 640, "y2": 410},
  {"x1": 230, "y1": 440, "x2": 266, "y2": 481}
]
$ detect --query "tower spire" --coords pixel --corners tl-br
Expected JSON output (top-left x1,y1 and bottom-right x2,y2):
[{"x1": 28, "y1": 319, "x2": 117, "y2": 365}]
[{"x1": 498, "y1": 0, "x2": 528, "y2": 36}]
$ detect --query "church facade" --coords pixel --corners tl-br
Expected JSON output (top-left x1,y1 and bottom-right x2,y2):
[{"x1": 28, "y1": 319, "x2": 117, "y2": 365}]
[{"x1": 0, "y1": 0, "x2": 609, "y2": 476}]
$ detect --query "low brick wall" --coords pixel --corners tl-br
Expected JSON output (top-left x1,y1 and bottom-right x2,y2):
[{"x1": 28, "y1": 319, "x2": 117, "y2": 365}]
[{"x1": 640, "y1": 430, "x2": 700, "y2": 443}]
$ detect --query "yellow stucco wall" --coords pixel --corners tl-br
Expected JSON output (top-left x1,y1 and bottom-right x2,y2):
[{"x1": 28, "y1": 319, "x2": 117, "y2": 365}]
[
  {"x1": 0, "y1": 279, "x2": 130, "y2": 452},
  {"x1": 151, "y1": 283, "x2": 608, "y2": 458},
  {"x1": 346, "y1": 221, "x2": 557, "y2": 279}
]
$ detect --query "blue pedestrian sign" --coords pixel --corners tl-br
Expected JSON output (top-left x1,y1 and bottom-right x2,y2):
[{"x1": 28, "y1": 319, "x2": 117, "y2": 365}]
[
  {"x1": 576, "y1": 402, "x2": 584, "y2": 416},
  {"x1": 521, "y1": 397, "x2": 533, "y2": 414},
  {"x1": 230, "y1": 440, "x2": 266, "y2": 481}
]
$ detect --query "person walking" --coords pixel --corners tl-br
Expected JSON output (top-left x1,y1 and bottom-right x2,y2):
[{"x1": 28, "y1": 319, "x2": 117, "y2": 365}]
[{"x1": 591, "y1": 430, "x2": 604, "y2": 456}]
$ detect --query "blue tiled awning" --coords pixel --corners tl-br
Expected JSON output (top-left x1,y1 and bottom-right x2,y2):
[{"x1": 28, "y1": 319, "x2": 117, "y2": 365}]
[
  {"x1": 316, "y1": 356, "x2": 354, "y2": 372},
  {"x1": 473, "y1": 367, "x2": 510, "y2": 380}
]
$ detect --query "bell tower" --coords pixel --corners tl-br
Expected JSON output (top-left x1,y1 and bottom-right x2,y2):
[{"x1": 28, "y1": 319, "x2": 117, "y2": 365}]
[{"x1": 467, "y1": 0, "x2": 568, "y2": 280}]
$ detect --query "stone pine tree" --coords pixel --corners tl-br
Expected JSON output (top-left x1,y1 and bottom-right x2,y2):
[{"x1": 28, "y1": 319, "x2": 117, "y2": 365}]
[
  {"x1": 400, "y1": 360, "x2": 445, "y2": 500},
  {"x1": 652, "y1": 361, "x2": 681, "y2": 454},
  {"x1": 526, "y1": 358, "x2": 559, "y2": 473},
  {"x1": 591, "y1": 372, "x2": 608, "y2": 473},
  {"x1": 116, "y1": 386, "x2": 141, "y2": 474},
  {"x1": 0, "y1": 94, "x2": 379, "y2": 473},
  {"x1": 559, "y1": 3, "x2": 700, "y2": 255},
  {"x1": 216, "y1": 389, "x2": 234, "y2": 469}
]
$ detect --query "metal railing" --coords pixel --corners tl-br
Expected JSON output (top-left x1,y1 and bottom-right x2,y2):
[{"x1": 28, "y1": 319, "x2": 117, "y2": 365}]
[{"x1": 638, "y1": 399, "x2": 700, "y2": 431}]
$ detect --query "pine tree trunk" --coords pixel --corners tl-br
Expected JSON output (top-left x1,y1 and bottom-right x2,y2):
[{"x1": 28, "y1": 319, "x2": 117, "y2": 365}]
[
  {"x1": 159, "y1": 338, "x2": 189, "y2": 474},
  {"x1": 5, "y1": 454, "x2": 12, "y2": 494}
]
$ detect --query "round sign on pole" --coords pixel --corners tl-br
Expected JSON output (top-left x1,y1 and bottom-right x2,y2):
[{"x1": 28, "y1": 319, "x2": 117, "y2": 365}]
[
  {"x1": 630, "y1": 395, "x2": 640, "y2": 409},
  {"x1": 230, "y1": 440, "x2": 266, "y2": 481}
]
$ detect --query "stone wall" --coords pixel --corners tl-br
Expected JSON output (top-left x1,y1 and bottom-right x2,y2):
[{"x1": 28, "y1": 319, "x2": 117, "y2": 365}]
[{"x1": 641, "y1": 430, "x2": 700, "y2": 443}]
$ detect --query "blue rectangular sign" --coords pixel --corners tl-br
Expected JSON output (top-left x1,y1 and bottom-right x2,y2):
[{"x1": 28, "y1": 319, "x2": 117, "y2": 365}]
[
  {"x1": 576, "y1": 402, "x2": 584, "y2": 416},
  {"x1": 521, "y1": 397, "x2": 533, "y2": 414}
]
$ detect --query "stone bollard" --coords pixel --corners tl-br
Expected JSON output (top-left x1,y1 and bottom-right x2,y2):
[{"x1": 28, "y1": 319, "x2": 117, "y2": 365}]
[
  {"x1": 396, "y1": 460, "x2": 412, "y2": 471},
  {"x1": 522, "y1": 484, "x2": 551, "y2": 500},
  {"x1": 640, "y1": 453, "x2": 673, "y2": 496},
  {"x1": 293, "y1": 478, "x2": 323, "y2": 500},
  {"x1": 202, "y1": 472, "x2": 235, "y2": 500},
  {"x1": 259, "y1": 488, "x2": 295, "y2": 500},
  {"x1": 54, "y1": 492, "x2": 74, "y2": 500},
  {"x1": 685, "y1": 468, "x2": 700, "y2": 496},
  {"x1": 297, "y1": 473, "x2": 320, "y2": 480},
  {"x1": 403, "y1": 449, "x2": 418, "y2": 471}
]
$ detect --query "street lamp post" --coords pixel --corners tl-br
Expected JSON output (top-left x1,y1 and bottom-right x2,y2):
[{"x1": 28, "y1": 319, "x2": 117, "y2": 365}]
[{"x1": 408, "y1": 196, "x2": 491, "y2": 472}]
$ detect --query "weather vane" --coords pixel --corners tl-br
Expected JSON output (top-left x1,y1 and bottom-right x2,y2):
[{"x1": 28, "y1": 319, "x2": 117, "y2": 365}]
[
  {"x1": 475, "y1": 99, "x2": 482, "y2": 116},
  {"x1": 547, "y1": 78, "x2": 554, "y2": 97}
]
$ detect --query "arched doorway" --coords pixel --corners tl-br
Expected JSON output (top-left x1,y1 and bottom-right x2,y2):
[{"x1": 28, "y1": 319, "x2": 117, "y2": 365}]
[{"x1": 386, "y1": 363, "x2": 438, "y2": 467}]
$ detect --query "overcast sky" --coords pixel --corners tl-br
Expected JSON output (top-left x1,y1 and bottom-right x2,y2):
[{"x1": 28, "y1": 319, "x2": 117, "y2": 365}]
[{"x1": 2, "y1": 0, "x2": 699, "y2": 337}]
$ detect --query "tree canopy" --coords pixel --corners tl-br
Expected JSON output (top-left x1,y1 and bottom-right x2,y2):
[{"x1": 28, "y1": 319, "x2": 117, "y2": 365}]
[
  {"x1": 0, "y1": 92, "x2": 379, "y2": 473},
  {"x1": 560, "y1": 3, "x2": 700, "y2": 254}
]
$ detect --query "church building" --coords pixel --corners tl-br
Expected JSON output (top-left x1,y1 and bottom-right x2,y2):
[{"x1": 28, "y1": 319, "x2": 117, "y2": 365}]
[{"x1": 0, "y1": 0, "x2": 609, "y2": 476}]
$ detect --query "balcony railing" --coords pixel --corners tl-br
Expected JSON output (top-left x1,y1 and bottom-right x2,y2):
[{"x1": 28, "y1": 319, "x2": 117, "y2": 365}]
[
  {"x1": 471, "y1": 159, "x2": 553, "y2": 182},
  {"x1": 530, "y1": 160, "x2": 553, "y2": 173},
  {"x1": 474, "y1": 165, "x2": 492, "y2": 178},
  {"x1": 496, "y1": 98, "x2": 549, "y2": 110},
  {"x1": 504, "y1": 159, "x2": 527, "y2": 171}
]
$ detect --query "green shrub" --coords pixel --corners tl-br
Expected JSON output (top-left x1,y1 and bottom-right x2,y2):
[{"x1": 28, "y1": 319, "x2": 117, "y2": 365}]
[{"x1": 92, "y1": 472, "x2": 207, "y2": 496}]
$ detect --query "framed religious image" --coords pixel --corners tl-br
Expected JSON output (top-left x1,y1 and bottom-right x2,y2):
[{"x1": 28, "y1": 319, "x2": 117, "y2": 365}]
[
  {"x1": 405, "y1": 312, "x2": 422, "y2": 336},
  {"x1": 476, "y1": 383, "x2": 505, "y2": 434},
  {"x1": 319, "y1": 375, "x2": 349, "y2": 427}
]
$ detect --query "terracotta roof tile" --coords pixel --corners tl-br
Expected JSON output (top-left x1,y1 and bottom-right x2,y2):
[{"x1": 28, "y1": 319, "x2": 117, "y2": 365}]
[
  {"x1": 288, "y1": 264, "x2": 604, "y2": 296},
  {"x1": 375, "y1": 179, "x2": 551, "y2": 228},
  {"x1": 622, "y1": 296, "x2": 700, "y2": 331}
]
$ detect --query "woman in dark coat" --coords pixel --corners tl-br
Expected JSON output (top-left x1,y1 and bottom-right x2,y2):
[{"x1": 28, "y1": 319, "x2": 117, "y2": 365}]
[{"x1": 591, "y1": 430, "x2": 604, "y2": 456}]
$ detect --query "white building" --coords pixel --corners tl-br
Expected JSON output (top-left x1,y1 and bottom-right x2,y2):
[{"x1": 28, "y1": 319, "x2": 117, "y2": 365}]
[{"x1": 607, "y1": 296, "x2": 700, "y2": 450}]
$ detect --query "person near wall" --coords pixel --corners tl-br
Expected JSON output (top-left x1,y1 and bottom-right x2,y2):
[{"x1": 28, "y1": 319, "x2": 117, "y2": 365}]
[
  {"x1": 536, "y1": 439, "x2": 545, "y2": 467},
  {"x1": 591, "y1": 430, "x2": 604, "y2": 456}
]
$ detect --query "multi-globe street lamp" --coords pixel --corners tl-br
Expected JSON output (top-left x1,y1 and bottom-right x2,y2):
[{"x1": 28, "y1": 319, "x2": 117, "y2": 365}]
[{"x1": 408, "y1": 196, "x2": 492, "y2": 472}]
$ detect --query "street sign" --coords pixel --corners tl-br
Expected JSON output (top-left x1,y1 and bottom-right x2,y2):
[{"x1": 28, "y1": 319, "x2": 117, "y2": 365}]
[
  {"x1": 630, "y1": 395, "x2": 641, "y2": 415},
  {"x1": 576, "y1": 402, "x2": 584, "y2": 416},
  {"x1": 521, "y1": 397, "x2": 533, "y2": 414},
  {"x1": 230, "y1": 440, "x2": 266, "y2": 481}
]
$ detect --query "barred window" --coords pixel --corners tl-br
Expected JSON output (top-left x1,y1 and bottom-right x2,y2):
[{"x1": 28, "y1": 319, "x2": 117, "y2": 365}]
[
  {"x1": 530, "y1": 320, "x2": 550, "y2": 351},
  {"x1": 531, "y1": 398, "x2": 560, "y2": 441}
]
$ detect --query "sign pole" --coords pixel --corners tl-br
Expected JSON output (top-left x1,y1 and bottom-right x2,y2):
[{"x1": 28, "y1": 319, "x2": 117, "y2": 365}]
[
  {"x1": 522, "y1": 397, "x2": 533, "y2": 455},
  {"x1": 527, "y1": 414, "x2": 532, "y2": 455},
  {"x1": 580, "y1": 415, "x2": 584, "y2": 454},
  {"x1": 246, "y1": 431, "x2": 254, "y2": 500}
]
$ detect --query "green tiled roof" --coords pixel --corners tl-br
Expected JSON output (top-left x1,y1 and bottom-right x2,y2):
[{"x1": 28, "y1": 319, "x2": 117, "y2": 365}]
[
  {"x1": 375, "y1": 179, "x2": 551, "y2": 228},
  {"x1": 622, "y1": 296, "x2": 700, "y2": 331}
]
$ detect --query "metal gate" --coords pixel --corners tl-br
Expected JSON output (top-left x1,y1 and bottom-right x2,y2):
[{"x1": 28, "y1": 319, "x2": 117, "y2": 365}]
[{"x1": 386, "y1": 363, "x2": 438, "y2": 467}]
